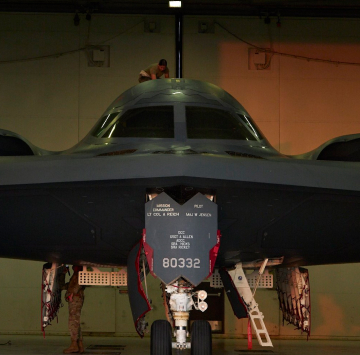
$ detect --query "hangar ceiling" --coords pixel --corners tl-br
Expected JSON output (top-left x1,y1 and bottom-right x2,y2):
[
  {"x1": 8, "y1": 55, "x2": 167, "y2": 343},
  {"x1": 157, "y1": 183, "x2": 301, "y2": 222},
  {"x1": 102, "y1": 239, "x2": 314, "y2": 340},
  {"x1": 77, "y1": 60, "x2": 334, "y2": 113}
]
[{"x1": 1, "y1": 0, "x2": 360, "y2": 17}]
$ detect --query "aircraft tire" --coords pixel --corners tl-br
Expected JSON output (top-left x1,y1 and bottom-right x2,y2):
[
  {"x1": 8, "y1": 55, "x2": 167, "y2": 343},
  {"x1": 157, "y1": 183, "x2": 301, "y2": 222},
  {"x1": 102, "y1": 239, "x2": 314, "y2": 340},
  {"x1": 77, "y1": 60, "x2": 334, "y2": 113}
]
[
  {"x1": 191, "y1": 320, "x2": 212, "y2": 355},
  {"x1": 150, "y1": 320, "x2": 172, "y2": 355}
]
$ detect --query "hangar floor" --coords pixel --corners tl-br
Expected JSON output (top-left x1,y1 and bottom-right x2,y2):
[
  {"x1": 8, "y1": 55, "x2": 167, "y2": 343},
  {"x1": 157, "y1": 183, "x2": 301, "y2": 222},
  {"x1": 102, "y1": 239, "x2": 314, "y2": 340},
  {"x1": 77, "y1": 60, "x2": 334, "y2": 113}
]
[{"x1": 0, "y1": 335, "x2": 359, "y2": 355}]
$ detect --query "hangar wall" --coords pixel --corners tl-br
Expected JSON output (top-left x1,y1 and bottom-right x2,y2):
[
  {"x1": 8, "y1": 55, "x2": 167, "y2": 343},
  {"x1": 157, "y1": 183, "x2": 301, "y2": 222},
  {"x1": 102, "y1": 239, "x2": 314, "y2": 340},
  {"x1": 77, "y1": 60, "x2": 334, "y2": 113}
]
[
  {"x1": 1, "y1": 13, "x2": 360, "y2": 154},
  {"x1": 0, "y1": 12, "x2": 360, "y2": 339},
  {"x1": 0, "y1": 259, "x2": 359, "y2": 339}
]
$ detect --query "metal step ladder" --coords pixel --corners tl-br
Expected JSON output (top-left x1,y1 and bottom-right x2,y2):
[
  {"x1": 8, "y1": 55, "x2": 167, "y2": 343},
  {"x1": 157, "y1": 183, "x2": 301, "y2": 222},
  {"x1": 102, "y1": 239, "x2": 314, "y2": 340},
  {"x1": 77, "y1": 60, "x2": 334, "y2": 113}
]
[{"x1": 228, "y1": 262, "x2": 273, "y2": 347}]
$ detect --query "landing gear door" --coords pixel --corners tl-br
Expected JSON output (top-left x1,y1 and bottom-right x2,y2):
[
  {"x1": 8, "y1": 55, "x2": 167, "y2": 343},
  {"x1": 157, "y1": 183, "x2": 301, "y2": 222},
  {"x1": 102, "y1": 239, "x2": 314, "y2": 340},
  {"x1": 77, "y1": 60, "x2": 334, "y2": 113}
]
[
  {"x1": 127, "y1": 242, "x2": 151, "y2": 337},
  {"x1": 144, "y1": 192, "x2": 218, "y2": 286}
]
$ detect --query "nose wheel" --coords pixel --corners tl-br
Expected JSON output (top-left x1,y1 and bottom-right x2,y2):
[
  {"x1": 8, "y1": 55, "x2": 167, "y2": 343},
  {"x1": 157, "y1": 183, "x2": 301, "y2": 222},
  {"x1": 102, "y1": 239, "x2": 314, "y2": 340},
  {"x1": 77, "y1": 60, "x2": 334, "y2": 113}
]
[
  {"x1": 150, "y1": 319, "x2": 212, "y2": 355},
  {"x1": 191, "y1": 320, "x2": 212, "y2": 355},
  {"x1": 151, "y1": 320, "x2": 172, "y2": 355}
]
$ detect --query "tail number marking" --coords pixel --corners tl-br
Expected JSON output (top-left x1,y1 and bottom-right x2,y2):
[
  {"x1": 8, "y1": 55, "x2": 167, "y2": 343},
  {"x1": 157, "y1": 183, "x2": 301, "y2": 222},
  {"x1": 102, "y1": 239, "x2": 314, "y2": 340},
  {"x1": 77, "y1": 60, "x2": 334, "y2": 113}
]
[{"x1": 163, "y1": 258, "x2": 200, "y2": 269}]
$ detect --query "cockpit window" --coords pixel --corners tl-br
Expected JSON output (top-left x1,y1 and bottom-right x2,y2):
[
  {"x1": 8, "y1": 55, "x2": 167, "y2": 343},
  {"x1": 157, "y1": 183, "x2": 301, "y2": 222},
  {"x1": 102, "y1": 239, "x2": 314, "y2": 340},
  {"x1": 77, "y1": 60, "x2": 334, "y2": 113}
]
[
  {"x1": 237, "y1": 114, "x2": 264, "y2": 141},
  {"x1": 186, "y1": 107, "x2": 260, "y2": 141},
  {"x1": 102, "y1": 106, "x2": 174, "y2": 138},
  {"x1": 91, "y1": 112, "x2": 120, "y2": 137}
]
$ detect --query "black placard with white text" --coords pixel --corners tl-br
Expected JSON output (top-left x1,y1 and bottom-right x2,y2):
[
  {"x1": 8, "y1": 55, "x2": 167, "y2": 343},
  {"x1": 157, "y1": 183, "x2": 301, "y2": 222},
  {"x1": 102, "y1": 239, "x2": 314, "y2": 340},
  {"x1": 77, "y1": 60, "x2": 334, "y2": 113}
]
[{"x1": 145, "y1": 192, "x2": 217, "y2": 286}]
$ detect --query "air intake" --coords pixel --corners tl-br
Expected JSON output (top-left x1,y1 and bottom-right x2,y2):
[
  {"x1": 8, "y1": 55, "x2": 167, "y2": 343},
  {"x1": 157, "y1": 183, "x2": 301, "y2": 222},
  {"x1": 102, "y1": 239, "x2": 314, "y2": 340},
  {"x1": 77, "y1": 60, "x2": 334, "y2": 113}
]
[
  {"x1": 152, "y1": 149, "x2": 201, "y2": 155},
  {"x1": 226, "y1": 151, "x2": 264, "y2": 159},
  {"x1": 98, "y1": 149, "x2": 137, "y2": 156}
]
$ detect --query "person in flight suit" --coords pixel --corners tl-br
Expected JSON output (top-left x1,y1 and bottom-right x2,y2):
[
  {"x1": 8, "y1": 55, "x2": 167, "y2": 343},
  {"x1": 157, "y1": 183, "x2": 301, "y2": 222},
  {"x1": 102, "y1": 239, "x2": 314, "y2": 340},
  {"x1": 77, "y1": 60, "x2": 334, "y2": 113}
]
[
  {"x1": 63, "y1": 265, "x2": 86, "y2": 354},
  {"x1": 138, "y1": 59, "x2": 169, "y2": 83}
]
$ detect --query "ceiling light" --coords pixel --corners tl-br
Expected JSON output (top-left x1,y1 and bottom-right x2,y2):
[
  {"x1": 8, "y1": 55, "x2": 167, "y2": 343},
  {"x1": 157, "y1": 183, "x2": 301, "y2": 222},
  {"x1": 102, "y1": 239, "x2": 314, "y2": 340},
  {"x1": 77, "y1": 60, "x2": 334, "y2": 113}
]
[{"x1": 169, "y1": 1, "x2": 181, "y2": 8}]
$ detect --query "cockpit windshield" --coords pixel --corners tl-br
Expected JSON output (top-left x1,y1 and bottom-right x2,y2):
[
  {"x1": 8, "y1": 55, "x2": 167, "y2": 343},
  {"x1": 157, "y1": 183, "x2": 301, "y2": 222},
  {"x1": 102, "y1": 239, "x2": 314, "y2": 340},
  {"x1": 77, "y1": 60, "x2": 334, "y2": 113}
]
[
  {"x1": 237, "y1": 114, "x2": 264, "y2": 141},
  {"x1": 91, "y1": 112, "x2": 120, "y2": 137},
  {"x1": 102, "y1": 106, "x2": 174, "y2": 138},
  {"x1": 186, "y1": 106, "x2": 263, "y2": 141},
  {"x1": 91, "y1": 105, "x2": 263, "y2": 141}
]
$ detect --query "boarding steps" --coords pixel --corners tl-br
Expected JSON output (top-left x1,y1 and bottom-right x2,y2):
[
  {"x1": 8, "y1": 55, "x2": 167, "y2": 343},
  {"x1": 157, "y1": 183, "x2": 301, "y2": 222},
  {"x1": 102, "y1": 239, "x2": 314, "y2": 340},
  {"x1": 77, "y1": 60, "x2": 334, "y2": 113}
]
[{"x1": 227, "y1": 261, "x2": 273, "y2": 347}]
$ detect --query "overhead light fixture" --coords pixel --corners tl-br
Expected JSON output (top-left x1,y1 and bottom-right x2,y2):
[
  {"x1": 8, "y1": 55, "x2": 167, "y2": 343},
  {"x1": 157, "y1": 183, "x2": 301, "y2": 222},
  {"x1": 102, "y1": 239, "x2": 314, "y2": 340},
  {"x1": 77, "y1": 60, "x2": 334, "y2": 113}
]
[{"x1": 169, "y1": 1, "x2": 181, "y2": 8}]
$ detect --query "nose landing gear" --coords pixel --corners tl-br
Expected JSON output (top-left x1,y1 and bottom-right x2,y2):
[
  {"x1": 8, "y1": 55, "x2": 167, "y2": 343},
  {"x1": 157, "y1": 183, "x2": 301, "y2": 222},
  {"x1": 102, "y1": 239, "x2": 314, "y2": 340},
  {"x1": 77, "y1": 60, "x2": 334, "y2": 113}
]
[
  {"x1": 191, "y1": 320, "x2": 212, "y2": 355},
  {"x1": 151, "y1": 320, "x2": 172, "y2": 355},
  {"x1": 150, "y1": 279, "x2": 212, "y2": 355}
]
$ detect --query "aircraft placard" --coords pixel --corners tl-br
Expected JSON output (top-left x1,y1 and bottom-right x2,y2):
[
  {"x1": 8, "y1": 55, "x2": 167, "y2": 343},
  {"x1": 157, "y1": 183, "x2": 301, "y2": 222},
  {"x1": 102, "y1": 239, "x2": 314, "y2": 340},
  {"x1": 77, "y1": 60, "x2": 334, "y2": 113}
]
[{"x1": 144, "y1": 192, "x2": 218, "y2": 286}]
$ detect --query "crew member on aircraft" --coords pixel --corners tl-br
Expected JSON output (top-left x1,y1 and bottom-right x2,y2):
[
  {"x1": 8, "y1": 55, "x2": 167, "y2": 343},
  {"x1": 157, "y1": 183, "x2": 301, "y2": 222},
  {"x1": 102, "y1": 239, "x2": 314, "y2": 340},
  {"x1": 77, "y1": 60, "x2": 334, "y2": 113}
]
[
  {"x1": 138, "y1": 59, "x2": 169, "y2": 83},
  {"x1": 63, "y1": 265, "x2": 86, "y2": 354}
]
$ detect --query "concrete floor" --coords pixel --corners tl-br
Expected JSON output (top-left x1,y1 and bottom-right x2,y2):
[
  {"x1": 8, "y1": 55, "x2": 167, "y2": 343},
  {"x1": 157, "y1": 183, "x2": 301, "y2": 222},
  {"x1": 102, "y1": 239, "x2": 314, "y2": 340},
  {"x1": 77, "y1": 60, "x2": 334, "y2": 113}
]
[{"x1": 0, "y1": 335, "x2": 359, "y2": 355}]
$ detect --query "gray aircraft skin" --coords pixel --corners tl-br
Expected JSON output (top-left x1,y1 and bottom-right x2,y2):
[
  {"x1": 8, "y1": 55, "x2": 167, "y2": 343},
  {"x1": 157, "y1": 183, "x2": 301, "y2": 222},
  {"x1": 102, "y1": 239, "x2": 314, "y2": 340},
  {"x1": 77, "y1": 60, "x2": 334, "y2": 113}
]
[{"x1": 1, "y1": 78, "x2": 360, "y2": 270}]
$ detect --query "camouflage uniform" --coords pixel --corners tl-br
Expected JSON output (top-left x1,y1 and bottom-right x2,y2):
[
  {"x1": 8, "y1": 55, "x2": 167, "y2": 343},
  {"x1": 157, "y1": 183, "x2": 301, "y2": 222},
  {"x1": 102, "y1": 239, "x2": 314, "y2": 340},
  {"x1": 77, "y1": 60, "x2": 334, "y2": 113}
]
[
  {"x1": 66, "y1": 270, "x2": 85, "y2": 341},
  {"x1": 138, "y1": 63, "x2": 169, "y2": 83},
  {"x1": 63, "y1": 268, "x2": 85, "y2": 354}
]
